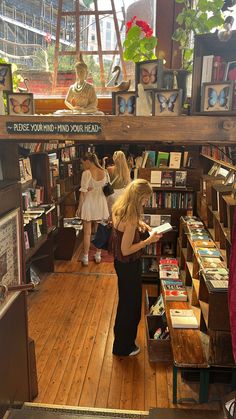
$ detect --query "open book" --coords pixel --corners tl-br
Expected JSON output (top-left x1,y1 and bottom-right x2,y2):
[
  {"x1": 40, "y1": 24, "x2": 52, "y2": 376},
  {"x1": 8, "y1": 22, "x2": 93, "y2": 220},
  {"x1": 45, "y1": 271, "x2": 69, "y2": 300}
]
[
  {"x1": 149, "y1": 222, "x2": 173, "y2": 235},
  {"x1": 170, "y1": 309, "x2": 198, "y2": 328}
]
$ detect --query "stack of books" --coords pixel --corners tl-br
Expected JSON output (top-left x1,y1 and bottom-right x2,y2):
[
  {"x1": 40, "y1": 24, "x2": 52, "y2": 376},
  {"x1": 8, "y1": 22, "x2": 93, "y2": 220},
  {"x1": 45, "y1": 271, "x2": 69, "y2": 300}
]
[
  {"x1": 159, "y1": 257, "x2": 188, "y2": 301},
  {"x1": 170, "y1": 309, "x2": 198, "y2": 329}
]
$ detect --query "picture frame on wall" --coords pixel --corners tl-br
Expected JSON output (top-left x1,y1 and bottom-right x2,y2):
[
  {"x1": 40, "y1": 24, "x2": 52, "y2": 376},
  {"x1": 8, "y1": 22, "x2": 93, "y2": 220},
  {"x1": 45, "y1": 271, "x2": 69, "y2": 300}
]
[
  {"x1": 112, "y1": 91, "x2": 136, "y2": 116},
  {"x1": 225, "y1": 61, "x2": 236, "y2": 110},
  {"x1": 135, "y1": 59, "x2": 163, "y2": 90},
  {"x1": 0, "y1": 208, "x2": 21, "y2": 290},
  {"x1": 201, "y1": 81, "x2": 234, "y2": 113},
  {"x1": 153, "y1": 89, "x2": 182, "y2": 116},
  {"x1": 6, "y1": 92, "x2": 34, "y2": 116},
  {"x1": 0, "y1": 63, "x2": 13, "y2": 92}
]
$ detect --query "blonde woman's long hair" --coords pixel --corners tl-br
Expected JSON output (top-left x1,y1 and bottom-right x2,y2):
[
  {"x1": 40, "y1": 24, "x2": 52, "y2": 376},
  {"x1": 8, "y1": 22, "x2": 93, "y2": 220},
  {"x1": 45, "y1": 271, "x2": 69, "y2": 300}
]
[
  {"x1": 82, "y1": 152, "x2": 104, "y2": 170},
  {"x1": 113, "y1": 150, "x2": 131, "y2": 186},
  {"x1": 112, "y1": 179, "x2": 152, "y2": 225}
]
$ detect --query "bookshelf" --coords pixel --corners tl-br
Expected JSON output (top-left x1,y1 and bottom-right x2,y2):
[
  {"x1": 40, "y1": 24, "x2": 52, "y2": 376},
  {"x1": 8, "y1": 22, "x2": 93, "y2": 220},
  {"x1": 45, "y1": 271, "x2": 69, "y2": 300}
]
[
  {"x1": 0, "y1": 142, "x2": 30, "y2": 417},
  {"x1": 192, "y1": 31, "x2": 236, "y2": 115}
]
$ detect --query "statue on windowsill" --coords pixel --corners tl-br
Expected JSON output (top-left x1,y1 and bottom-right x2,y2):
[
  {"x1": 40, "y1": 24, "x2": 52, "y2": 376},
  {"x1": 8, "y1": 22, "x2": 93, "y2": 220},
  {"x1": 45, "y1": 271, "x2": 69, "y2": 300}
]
[{"x1": 54, "y1": 54, "x2": 104, "y2": 115}]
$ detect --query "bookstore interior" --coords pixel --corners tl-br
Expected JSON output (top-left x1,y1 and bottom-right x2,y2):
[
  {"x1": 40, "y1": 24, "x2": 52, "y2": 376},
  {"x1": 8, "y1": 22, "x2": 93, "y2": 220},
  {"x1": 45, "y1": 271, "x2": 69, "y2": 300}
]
[{"x1": 1, "y1": 1, "x2": 236, "y2": 418}]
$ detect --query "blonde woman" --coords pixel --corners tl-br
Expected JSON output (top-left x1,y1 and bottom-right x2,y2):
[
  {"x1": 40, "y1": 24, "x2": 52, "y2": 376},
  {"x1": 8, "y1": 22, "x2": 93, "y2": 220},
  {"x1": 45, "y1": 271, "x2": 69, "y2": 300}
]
[
  {"x1": 112, "y1": 179, "x2": 162, "y2": 356},
  {"x1": 106, "y1": 150, "x2": 131, "y2": 213},
  {"x1": 76, "y1": 152, "x2": 109, "y2": 266}
]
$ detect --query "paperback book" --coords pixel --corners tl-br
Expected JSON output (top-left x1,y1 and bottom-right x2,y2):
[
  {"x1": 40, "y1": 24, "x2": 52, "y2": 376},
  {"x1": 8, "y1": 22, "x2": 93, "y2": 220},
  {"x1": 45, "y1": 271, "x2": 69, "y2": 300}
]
[
  {"x1": 149, "y1": 222, "x2": 173, "y2": 235},
  {"x1": 175, "y1": 170, "x2": 187, "y2": 187},
  {"x1": 156, "y1": 151, "x2": 169, "y2": 167},
  {"x1": 170, "y1": 309, "x2": 198, "y2": 328},
  {"x1": 201, "y1": 257, "x2": 225, "y2": 269},
  {"x1": 163, "y1": 289, "x2": 188, "y2": 302},
  {"x1": 197, "y1": 248, "x2": 222, "y2": 258},
  {"x1": 206, "y1": 280, "x2": 228, "y2": 292},
  {"x1": 161, "y1": 171, "x2": 174, "y2": 187},
  {"x1": 193, "y1": 240, "x2": 215, "y2": 248}
]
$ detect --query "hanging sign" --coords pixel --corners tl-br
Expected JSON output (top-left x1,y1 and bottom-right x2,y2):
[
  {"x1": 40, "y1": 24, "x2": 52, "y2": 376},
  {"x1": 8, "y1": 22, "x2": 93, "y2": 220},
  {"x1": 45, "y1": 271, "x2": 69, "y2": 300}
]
[{"x1": 6, "y1": 121, "x2": 102, "y2": 135}]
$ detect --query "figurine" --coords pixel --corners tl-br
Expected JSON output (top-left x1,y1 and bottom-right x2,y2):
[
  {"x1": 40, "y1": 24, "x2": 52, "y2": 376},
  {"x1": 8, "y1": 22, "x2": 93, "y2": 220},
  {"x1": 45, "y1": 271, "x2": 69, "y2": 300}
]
[
  {"x1": 64, "y1": 54, "x2": 103, "y2": 115},
  {"x1": 106, "y1": 65, "x2": 131, "y2": 91},
  {"x1": 136, "y1": 83, "x2": 152, "y2": 116}
]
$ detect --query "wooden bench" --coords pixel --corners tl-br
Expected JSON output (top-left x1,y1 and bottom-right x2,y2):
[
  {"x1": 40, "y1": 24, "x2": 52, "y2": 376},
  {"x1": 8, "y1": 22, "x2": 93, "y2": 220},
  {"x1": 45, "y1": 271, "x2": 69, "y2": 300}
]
[{"x1": 165, "y1": 300, "x2": 210, "y2": 404}]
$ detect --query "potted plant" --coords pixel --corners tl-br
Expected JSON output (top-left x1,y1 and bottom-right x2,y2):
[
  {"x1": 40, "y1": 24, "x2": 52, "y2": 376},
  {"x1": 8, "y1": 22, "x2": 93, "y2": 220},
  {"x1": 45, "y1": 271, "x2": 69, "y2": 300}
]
[{"x1": 172, "y1": 0, "x2": 225, "y2": 72}]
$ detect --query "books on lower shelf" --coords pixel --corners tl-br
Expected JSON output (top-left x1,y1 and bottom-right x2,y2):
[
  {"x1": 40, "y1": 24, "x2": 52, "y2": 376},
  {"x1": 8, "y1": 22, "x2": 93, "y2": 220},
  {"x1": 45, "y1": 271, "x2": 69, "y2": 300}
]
[{"x1": 170, "y1": 309, "x2": 198, "y2": 328}]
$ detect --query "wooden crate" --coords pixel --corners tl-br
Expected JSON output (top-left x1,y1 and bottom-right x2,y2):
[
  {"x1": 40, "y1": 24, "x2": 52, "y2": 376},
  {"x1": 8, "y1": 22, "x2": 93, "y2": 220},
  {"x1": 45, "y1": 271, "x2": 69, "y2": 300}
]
[{"x1": 145, "y1": 315, "x2": 172, "y2": 362}]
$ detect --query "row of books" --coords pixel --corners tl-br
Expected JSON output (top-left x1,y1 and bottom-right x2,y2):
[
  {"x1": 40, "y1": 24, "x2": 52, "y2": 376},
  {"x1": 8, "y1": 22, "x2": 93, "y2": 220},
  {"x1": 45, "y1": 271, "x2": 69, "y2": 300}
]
[
  {"x1": 201, "y1": 145, "x2": 236, "y2": 164},
  {"x1": 150, "y1": 169, "x2": 187, "y2": 188},
  {"x1": 23, "y1": 205, "x2": 56, "y2": 250},
  {"x1": 158, "y1": 256, "x2": 199, "y2": 329},
  {"x1": 19, "y1": 157, "x2": 32, "y2": 184},
  {"x1": 147, "y1": 191, "x2": 194, "y2": 209},
  {"x1": 141, "y1": 150, "x2": 191, "y2": 169},
  {"x1": 19, "y1": 141, "x2": 75, "y2": 153},
  {"x1": 159, "y1": 257, "x2": 188, "y2": 302},
  {"x1": 22, "y1": 186, "x2": 44, "y2": 210},
  {"x1": 183, "y1": 216, "x2": 229, "y2": 292}
]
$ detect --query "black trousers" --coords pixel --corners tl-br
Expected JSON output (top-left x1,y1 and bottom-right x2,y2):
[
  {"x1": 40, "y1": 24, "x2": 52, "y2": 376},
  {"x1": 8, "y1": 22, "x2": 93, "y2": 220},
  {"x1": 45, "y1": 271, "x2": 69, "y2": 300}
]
[{"x1": 113, "y1": 258, "x2": 142, "y2": 356}]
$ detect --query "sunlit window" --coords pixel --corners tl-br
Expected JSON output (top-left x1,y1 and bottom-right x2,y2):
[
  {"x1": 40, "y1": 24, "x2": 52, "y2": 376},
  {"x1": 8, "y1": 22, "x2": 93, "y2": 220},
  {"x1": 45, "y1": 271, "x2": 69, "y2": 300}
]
[{"x1": 0, "y1": 0, "x2": 155, "y2": 97}]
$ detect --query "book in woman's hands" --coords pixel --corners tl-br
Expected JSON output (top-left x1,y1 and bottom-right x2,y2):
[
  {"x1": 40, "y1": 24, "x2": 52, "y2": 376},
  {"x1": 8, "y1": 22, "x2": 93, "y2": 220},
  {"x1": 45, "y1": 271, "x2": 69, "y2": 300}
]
[{"x1": 149, "y1": 222, "x2": 173, "y2": 235}]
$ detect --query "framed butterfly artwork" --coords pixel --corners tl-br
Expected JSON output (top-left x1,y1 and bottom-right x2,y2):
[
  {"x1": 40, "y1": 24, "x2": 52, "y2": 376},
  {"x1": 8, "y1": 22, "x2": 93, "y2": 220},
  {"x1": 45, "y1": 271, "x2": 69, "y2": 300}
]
[
  {"x1": 201, "y1": 81, "x2": 234, "y2": 113},
  {"x1": 112, "y1": 91, "x2": 136, "y2": 116},
  {"x1": 135, "y1": 59, "x2": 163, "y2": 91},
  {"x1": 153, "y1": 89, "x2": 182, "y2": 117},
  {"x1": 0, "y1": 63, "x2": 13, "y2": 92},
  {"x1": 6, "y1": 93, "x2": 34, "y2": 116}
]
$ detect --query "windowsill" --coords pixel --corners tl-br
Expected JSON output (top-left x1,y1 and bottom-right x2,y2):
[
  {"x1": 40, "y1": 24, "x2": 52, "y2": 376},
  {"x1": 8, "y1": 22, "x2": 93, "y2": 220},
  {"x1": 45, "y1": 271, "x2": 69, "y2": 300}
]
[{"x1": 35, "y1": 97, "x2": 112, "y2": 115}]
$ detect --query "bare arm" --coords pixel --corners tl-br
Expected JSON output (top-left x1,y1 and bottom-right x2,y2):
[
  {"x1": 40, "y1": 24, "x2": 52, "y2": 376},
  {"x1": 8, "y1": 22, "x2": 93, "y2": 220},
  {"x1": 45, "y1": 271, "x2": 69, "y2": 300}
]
[
  {"x1": 121, "y1": 222, "x2": 162, "y2": 256},
  {"x1": 76, "y1": 192, "x2": 85, "y2": 217}
]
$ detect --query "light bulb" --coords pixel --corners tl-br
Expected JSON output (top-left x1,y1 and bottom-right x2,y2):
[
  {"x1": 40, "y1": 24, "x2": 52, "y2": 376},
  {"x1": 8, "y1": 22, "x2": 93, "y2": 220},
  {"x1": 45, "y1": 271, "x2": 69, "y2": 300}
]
[{"x1": 218, "y1": 16, "x2": 234, "y2": 41}]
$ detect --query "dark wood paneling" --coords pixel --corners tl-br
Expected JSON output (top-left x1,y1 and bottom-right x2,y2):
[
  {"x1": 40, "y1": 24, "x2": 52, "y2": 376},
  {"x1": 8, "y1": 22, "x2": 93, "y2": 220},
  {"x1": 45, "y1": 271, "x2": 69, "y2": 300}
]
[{"x1": 0, "y1": 292, "x2": 30, "y2": 418}]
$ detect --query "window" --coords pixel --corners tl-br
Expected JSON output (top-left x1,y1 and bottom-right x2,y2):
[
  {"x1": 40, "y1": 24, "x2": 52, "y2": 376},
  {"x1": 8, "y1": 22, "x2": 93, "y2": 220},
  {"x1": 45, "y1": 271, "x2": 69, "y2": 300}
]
[{"x1": 0, "y1": 0, "x2": 155, "y2": 97}]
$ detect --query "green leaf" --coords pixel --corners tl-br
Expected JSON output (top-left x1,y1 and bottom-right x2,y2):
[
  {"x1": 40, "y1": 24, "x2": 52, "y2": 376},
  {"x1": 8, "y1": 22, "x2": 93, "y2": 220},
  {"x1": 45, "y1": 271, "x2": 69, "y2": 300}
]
[
  {"x1": 125, "y1": 25, "x2": 141, "y2": 41},
  {"x1": 175, "y1": 0, "x2": 185, "y2": 3}
]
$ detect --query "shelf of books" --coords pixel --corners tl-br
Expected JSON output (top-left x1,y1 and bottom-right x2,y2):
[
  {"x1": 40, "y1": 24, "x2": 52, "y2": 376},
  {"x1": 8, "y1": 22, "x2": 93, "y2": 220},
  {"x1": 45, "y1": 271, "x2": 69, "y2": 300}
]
[{"x1": 19, "y1": 144, "x2": 83, "y2": 277}]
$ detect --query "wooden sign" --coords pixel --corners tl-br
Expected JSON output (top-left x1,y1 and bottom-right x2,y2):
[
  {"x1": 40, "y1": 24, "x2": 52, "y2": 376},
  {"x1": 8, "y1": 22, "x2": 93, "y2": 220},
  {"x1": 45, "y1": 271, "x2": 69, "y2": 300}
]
[{"x1": 6, "y1": 121, "x2": 102, "y2": 135}]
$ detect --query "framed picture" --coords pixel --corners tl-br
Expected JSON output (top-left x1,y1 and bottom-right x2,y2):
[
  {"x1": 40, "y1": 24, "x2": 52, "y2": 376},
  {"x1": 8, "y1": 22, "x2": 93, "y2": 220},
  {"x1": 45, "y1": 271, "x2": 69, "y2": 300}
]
[
  {"x1": 153, "y1": 89, "x2": 182, "y2": 116},
  {"x1": 0, "y1": 208, "x2": 21, "y2": 290},
  {"x1": 135, "y1": 59, "x2": 163, "y2": 90},
  {"x1": 225, "y1": 61, "x2": 236, "y2": 81},
  {"x1": 6, "y1": 92, "x2": 34, "y2": 115},
  {"x1": 201, "y1": 81, "x2": 234, "y2": 113},
  {"x1": 225, "y1": 61, "x2": 236, "y2": 110},
  {"x1": 112, "y1": 91, "x2": 136, "y2": 116},
  {"x1": 0, "y1": 63, "x2": 13, "y2": 92},
  {"x1": 136, "y1": 87, "x2": 153, "y2": 116}
]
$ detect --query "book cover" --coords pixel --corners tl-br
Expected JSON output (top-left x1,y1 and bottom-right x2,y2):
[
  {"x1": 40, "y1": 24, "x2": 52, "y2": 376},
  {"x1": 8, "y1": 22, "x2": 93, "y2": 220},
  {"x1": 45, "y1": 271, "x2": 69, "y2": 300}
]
[
  {"x1": 156, "y1": 151, "x2": 169, "y2": 167},
  {"x1": 161, "y1": 171, "x2": 174, "y2": 186},
  {"x1": 206, "y1": 280, "x2": 228, "y2": 292},
  {"x1": 160, "y1": 257, "x2": 178, "y2": 265},
  {"x1": 150, "y1": 170, "x2": 161, "y2": 186},
  {"x1": 193, "y1": 240, "x2": 215, "y2": 248},
  {"x1": 164, "y1": 289, "x2": 188, "y2": 301},
  {"x1": 204, "y1": 267, "x2": 228, "y2": 278},
  {"x1": 159, "y1": 264, "x2": 179, "y2": 272},
  {"x1": 149, "y1": 222, "x2": 173, "y2": 235},
  {"x1": 169, "y1": 152, "x2": 182, "y2": 169},
  {"x1": 162, "y1": 281, "x2": 185, "y2": 291},
  {"x1": 170, "y1": 309, "x2": 198, "y2": 328},
  {"x1": 175, "y1": 170, "x2": 187, "y2": 187},
  {"x1": 147, "y1": 151, "x2": 156, "y2": 167},
  {"x1": 201, "y1": 257, "x2": 225, "y2": 269},
  {"x1": 159, "y1": 271, "x2": 180, "y2": 280},
  {"x1": 182, "y1": 151, "x2": 189, "y2": 167},
  {"x1": 190, "y1": 233, "x2": 211, "y2": 241},
  {"x1": 197, "y1": 248, "x2": 221, "y2": 258},
  {"x1": 141, "y1": 151, "x2": 149, "y2": 168}
]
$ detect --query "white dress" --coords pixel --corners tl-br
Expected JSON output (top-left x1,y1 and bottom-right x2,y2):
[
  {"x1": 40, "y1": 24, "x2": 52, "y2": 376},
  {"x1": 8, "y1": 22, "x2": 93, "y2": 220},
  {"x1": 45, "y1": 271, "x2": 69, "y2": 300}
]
[{"x1": 79, "y1": 169, "x2": 110, "y2": 221}]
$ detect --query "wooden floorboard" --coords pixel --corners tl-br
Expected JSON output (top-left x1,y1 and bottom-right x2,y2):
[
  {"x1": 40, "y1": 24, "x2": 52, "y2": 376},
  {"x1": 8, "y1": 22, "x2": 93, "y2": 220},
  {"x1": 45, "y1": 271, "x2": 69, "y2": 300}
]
[{"x1": 27, "y1": 246, "x2": 227, "y2": 412}]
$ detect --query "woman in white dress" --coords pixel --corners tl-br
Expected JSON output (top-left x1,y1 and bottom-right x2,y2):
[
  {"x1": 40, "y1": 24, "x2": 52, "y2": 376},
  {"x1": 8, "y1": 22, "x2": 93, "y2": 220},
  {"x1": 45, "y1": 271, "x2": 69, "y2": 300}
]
[
  {"x1": 76, "y1": 152, "x2": 109, "y2": 266},
  {"x1": 105, "y1": 151, "x2": 131, "y2": 214}
]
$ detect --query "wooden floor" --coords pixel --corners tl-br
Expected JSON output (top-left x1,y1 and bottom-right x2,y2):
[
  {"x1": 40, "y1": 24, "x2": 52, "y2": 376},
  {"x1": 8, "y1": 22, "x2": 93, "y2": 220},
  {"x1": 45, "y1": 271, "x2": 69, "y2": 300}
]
[{"x1": 27, "y1": 245, "x2": 228, "y2": 412}]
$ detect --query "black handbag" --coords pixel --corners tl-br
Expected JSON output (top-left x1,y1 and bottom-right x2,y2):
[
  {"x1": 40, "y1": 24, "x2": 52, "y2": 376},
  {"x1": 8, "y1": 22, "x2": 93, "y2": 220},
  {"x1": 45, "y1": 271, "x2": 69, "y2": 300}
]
[
  {"x1": 92, "y1": 223, "x2": 112, "y2": 250},
  {"x1": 102, "y1": 173, "x2": 118, "y2": 197},
  {"x1": 103, "y1": 182, "x2": 114, "y2": 197}
]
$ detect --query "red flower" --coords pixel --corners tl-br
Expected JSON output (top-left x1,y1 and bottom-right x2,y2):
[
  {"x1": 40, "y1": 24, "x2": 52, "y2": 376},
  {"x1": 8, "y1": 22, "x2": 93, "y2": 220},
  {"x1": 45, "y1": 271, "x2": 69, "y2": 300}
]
[
  {"x1": 136, "y1": 19, "x2": 151, "y2": 34},
  {"x1": 126, "y1": 16, "x2": 137, "y2": 34},
  {"x1": 146, "y1": 29, "x2": 153, "y2": 38}
]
